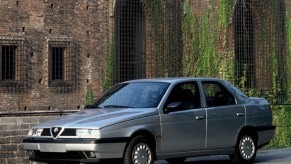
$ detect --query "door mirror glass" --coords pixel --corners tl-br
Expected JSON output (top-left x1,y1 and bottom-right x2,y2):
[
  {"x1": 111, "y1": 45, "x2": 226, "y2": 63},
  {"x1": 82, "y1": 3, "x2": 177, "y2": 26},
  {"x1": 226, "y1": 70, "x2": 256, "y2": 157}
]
[{"x1": 164, "y1": 102, "x2": 182, "y2": 113}]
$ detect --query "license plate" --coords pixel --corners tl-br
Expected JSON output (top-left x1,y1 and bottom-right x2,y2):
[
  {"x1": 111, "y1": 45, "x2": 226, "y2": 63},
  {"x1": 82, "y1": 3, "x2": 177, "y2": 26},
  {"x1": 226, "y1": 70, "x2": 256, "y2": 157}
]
[{"x1": 39, "y1": 143, "x2": 66, "y2": 152}]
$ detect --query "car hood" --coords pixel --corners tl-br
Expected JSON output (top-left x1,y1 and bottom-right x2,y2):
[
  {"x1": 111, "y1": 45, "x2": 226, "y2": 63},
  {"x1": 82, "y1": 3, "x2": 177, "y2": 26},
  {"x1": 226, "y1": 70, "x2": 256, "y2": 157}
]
[{"x1": 33, "y1": 108, "x2": 158, "y2": 129}]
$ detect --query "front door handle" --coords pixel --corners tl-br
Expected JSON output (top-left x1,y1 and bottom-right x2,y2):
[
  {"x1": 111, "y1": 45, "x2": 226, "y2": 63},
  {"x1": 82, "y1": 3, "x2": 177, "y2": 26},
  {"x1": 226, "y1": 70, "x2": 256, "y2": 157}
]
[
  {"x1": 237, "y1": 113, "x2": 245, "y2": 117},
  {"x1": 196, "y1": 115, "x2": 205, "y2": 120}
]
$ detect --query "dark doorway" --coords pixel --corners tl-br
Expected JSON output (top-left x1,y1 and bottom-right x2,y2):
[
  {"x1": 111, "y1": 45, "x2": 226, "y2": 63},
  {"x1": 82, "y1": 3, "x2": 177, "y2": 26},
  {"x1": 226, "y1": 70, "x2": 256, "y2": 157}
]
[
  {"x1": 115, "y1": 0, "x2": 146, "y2": 83},
  {"x1": 234, "y1": 0, "x2": 255, "y2": 88}
]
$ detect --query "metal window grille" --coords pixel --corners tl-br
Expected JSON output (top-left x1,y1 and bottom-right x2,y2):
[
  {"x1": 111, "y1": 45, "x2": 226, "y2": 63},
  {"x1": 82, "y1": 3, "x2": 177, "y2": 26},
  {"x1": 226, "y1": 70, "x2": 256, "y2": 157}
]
[
  {"x1": 114, "y1": 0, "x2": 183, "y2": 84},
  {"x1": 234, "y1": 0, "x2": 255, "y2": 88},
  {"x1": 114, "y1": 0, "x2": 146, "y2": 84},
  {"x1": 51, "y1": 47, "x2": 64, "y2": 80},
  {"x1": 234, "y1": 0, "x2": 287, "y2": 103},
  {"x1": 48, "y1": 39, "x2": 79, "y2": 93},
  {"x1": 113, "y1": 0, "x2": 287, "y2": 104},
  {"x1": 144, "y1": 0, "x2": 183, "y2": 78},
  {"x1": 0, "y1": 36, "x2": 31, "y2": 93},
  {"x1": 1, "y1": 45, "x2": 16, "y2": 80}
]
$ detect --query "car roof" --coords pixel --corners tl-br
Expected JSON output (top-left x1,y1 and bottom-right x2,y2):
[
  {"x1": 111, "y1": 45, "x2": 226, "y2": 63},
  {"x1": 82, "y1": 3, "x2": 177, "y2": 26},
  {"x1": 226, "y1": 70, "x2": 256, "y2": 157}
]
[{"x1": 123, "y1": 77, "x2": 221, "y2": 84}]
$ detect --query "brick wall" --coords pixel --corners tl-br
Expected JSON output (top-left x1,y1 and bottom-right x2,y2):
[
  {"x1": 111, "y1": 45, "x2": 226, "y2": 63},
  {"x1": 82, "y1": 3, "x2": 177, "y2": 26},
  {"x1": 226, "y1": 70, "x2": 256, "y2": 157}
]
[
  {"x1": 0, "y1": 0, "x2": 111, "y2": 163},
  {"x1": 0, "y1": 113, "x2": 65, "y2": 164},
  {"x1": 0, "y1": 0, "x2": 109, "y2": 112}
]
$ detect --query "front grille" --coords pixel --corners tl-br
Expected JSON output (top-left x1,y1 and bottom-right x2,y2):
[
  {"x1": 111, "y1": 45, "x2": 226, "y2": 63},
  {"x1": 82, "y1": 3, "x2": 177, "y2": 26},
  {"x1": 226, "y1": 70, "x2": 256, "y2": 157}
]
[
  {"x1": 41, "y1": 128, "x2": 76, "y2": 137},
  {"x1": 41, "y1": 128, "x2": 50, "y2": 136},
  {"x1": 62, "y1": 129, "x2": 76, "y2": 136}
]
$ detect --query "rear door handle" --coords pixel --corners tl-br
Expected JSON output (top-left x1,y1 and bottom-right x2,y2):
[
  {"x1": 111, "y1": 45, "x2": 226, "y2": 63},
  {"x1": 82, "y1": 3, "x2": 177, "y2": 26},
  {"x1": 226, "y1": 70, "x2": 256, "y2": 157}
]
[
  {"x1": 237, "y1": 113, "x2": 245, "y2": 117},
  {"x1": 196, "y1": 115, "x2": 205, "y2": 120}
]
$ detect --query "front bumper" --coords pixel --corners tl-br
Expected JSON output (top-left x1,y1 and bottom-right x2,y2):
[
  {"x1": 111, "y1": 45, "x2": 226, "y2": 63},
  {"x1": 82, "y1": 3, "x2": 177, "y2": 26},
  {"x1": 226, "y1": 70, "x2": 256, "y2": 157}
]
[{"x1": 22, "y1": 137, "x2": 127, "y2": 163}]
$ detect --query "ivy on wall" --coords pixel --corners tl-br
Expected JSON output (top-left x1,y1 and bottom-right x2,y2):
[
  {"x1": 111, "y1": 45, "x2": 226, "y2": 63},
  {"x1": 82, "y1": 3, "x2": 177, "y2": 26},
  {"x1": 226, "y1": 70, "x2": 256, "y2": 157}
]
[
  {"x1": 182, "y1": 0, "x2": 233, "y2": 81},
  {"x1": 101, "y1": 36, "x2": 115, "y2": 92},
  {"x1": 102, "y1": 0, "x2": 289, "y2": 105},
  {"x1": 100, "y1": 0, "x2": 291, "y2": 148},
  {"x1": 287, "y1": 5, "x2": 291, "y2": 103}
]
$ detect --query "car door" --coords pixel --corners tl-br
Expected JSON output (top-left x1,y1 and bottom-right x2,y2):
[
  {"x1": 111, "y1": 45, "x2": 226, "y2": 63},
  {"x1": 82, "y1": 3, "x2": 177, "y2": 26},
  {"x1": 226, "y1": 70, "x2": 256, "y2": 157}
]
[
  {"x1": 160, "y1": 82, "x2": 207, "y2": 153},
  {"x1": 201, "y1": 81, "x2": 245, "y2": 149}
]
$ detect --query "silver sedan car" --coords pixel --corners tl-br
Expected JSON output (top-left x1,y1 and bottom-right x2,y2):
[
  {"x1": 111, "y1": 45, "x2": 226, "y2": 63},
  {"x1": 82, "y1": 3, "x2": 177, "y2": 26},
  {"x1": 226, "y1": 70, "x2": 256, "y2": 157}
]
[{"x1": 22, "y1": 78, "x2": 275, "y2": 164}]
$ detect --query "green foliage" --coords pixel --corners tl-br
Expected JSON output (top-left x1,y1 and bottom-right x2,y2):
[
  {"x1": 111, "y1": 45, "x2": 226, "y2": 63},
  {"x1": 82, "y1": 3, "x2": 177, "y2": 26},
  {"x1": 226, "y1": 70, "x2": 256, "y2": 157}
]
[
  {"x1": 181, "y1": 1, "x2": 291, "y2": 149},
  {"x1": 218, "y1": 0, "x2": 233, "y2": 28},
  {"x1": 266, "y1": 105, "x2": 291, "y2": 148},
  {"x1": 100, "y1": 0, "x2": 291, "y2": 149},
  {"x1": 85, "y1": 86, "x2": 93, "y2": 105},
  {"x1": 102, "y1": 36, "x2": 115, "y2": 92},
  {"x1": 287, "y1": 13, "x2": 291, "y2": 103},
  {"x1": 182, "y1": 0, "x2": 233, "y2": 79}
]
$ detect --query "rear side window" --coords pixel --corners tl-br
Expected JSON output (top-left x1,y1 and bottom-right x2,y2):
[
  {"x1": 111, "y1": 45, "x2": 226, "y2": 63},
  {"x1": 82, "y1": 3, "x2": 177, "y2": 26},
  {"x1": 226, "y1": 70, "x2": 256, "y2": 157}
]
[{"x1": 202, "y1": 81, "x2": 236, "y2": 107}]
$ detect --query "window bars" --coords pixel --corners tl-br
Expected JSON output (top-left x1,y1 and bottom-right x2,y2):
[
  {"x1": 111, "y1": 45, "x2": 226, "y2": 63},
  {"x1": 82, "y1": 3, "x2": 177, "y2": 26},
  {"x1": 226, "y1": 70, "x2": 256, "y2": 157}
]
[
  {"x1": 234, "y1": 0, "x2": 287, "y2": 103},
  {"x1": 234, "y1": 0, "x2": 256, "y2": 89},
  {"x1": 0, "y1": 36, "x2": 31, "y2": 93},
  {"x1": 114, "y1": 0, "x2": 183, "y2": 84},
  {"x1": 48, "y1": 39, "x2": 79, "y2": 93},
  {"x1": 114, "y1": 0, "x2": 287, "y2": 104},
  {"x1": 115, "y1": 0, "x2": 146, "y2": 84}
]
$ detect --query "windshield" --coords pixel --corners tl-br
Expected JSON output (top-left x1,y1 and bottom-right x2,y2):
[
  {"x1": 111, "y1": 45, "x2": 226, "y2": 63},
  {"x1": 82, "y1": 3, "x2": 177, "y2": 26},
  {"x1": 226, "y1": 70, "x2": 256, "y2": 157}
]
[{"x1": 94, "y1": 82, "x2": 170, "y2": 108}]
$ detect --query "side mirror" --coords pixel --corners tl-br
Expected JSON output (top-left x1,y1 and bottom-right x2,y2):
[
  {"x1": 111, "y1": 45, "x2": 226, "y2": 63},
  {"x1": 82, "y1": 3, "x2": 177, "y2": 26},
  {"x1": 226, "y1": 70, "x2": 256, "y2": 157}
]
[{"x1": 164, "y1": 102, "x2": 182, "y2": 113}]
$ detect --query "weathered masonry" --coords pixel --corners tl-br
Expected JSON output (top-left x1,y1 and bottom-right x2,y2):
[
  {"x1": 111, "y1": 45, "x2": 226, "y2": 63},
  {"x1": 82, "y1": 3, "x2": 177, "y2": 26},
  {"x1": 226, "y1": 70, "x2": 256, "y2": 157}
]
[{"x1": 1, "y1": 0, "x2": 291, "y2": 163}]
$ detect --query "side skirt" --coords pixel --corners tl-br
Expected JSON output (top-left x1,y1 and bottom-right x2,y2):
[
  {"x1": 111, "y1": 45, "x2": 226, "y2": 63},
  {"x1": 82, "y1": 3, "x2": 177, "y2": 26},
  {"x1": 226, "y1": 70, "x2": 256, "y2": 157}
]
[{"x1": 156, "y1": 148, "x2": 235, "y2": 160}]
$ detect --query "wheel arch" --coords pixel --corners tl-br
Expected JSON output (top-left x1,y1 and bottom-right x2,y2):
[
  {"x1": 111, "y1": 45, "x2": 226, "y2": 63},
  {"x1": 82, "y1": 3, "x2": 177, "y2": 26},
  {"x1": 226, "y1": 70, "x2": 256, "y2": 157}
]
[
  {"x1": 237, "y1": 126, "x2": 258, "y2": 145},
  {"x1": 125, "y1": 129, "x2": 157, "y2": 159}
]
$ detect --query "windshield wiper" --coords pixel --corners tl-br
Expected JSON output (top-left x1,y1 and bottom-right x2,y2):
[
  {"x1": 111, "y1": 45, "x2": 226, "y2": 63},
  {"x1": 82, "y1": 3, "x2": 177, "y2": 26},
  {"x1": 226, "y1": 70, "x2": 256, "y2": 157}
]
[
  {"x1": 103, "y1": 105, "x2": 132, "y2": 108},
  {"x1": 84, "y1": 105, "x2": 101, "y2": 109}
]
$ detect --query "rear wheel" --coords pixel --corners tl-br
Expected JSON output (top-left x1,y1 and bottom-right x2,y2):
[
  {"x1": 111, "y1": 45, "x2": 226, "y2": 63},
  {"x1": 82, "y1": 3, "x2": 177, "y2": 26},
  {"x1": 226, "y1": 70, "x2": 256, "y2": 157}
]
[
  {"x1": 230, "y1": 134, "x2": 257, "y2": 164},
  {"x1": 123, "y1": 135, "x2": 154, "y2": 164}
]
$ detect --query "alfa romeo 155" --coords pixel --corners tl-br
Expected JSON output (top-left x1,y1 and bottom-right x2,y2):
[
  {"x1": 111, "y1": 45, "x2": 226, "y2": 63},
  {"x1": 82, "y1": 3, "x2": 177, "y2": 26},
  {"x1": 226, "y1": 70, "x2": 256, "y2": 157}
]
[{"x1": 23, "y1": 78, "x2": 275, "y2": 164}]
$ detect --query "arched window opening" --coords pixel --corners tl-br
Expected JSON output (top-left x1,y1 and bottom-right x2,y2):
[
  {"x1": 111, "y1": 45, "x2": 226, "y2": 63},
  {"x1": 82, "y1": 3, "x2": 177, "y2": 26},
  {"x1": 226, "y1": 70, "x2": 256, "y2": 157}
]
[
  {"x1": 234, "y1": 0, "x2": 255, "y2": 88},
  {"x1": 115, "y1": 0, "x2": 146, "y2": 84}
]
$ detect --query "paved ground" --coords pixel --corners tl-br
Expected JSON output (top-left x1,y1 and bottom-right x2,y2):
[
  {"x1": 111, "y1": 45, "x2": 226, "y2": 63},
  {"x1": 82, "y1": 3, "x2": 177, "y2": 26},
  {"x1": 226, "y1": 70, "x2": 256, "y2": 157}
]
[{"x1": 154, "y1": 147, "x2": 291, "y2": 164}]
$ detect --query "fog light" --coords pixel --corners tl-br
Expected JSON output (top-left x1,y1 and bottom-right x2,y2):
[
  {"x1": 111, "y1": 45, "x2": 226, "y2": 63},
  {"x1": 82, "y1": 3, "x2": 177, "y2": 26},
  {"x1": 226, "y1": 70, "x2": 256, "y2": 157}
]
[
  {"x1": 89, "y1": 152, "x2": 96, "y2": 158},
  {"x1": 84, "y1": 151, "x2": 97, "y2": 159}
]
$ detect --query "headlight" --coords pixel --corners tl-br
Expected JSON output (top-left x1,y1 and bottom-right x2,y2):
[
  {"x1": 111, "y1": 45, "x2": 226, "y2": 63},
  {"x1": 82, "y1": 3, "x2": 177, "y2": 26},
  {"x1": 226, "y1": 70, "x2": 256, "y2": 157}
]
[
  {"x1": 76, "y1": 129, "x2": 100, "y2": 138},
  {"x1": 28, "y1": 129, "x2": 43, "y2": 136}
]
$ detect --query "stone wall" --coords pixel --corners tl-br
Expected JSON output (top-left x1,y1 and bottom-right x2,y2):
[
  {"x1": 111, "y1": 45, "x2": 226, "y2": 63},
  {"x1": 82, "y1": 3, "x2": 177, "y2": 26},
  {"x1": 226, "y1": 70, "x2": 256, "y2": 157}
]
[
  {"x1": 0, "y1": 0, "x2": 111, "y2": 163},
  {"x1": 0, "y1": 0, "x2": 109, "y2": 112},
  {"x1": 0, "y1": 113, "x2": 67, "y2": 163}
]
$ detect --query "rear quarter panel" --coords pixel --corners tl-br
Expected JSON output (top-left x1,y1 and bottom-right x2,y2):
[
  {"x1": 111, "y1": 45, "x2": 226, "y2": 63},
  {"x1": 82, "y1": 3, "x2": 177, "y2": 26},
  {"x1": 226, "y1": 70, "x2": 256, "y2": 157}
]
[
  {"x1": 245, "y1": 98, "x2": 275, "y2": 147},
  {"x1": 245, "y1": 98, "x2": 272, "y2": 126}
]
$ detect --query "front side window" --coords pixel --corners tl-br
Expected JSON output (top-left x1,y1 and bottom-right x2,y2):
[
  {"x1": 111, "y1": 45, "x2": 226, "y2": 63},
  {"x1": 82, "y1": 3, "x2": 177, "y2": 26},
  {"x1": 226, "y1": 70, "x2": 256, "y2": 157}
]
[
  {"x1": 165, "y1": 82, "x2": 201, "y2": 110},
  {"x1": 202, "y1": 81, "x2": 235, "y2": 107}
]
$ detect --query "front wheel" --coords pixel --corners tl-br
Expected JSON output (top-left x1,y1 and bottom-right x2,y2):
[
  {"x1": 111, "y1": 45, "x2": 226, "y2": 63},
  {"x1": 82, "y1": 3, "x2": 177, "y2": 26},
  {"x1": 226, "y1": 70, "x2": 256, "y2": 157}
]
[
  {"x1": 230, "y1": 134, "x2": 257, "y2": 164},
  {"x1": 123, "y1": 135, "x2": 154, "y2": 164}
]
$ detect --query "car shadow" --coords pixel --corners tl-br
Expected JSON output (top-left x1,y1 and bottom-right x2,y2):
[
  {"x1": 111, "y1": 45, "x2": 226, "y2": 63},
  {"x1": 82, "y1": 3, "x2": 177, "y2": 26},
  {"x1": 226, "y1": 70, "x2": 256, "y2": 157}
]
[
  {"x1": 183, "y1": 160, "x2": 232, "y2": 164},
  {"x1": 156, "y1": 156, "x2": 232, "y2": 164},
  {"x1": 254, "y1": 149, "x2": 291, "y2": 163},
  {"x1": 158, "y1": 151, "x2": 289, "y2": 164}
]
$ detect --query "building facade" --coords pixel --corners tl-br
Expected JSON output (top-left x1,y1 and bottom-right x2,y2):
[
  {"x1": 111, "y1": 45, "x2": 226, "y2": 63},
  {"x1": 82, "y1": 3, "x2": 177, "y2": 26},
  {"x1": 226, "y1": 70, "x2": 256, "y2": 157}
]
[{"x1": 0, "y1": 0, "x2": 290, "y2": 163}]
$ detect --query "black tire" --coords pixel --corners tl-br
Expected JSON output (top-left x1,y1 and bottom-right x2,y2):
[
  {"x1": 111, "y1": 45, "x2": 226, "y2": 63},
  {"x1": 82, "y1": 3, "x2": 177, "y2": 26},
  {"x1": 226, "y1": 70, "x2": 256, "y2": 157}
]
[
  {"x1": 230, "y1": 134, "x2": 257, "y2": 164},
  {"x1": 165, "y1": 157, "x2": 186, "y2": 164},
  {"x1": 123, "y1": 135, "x2": 154, "y2": 164}
]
